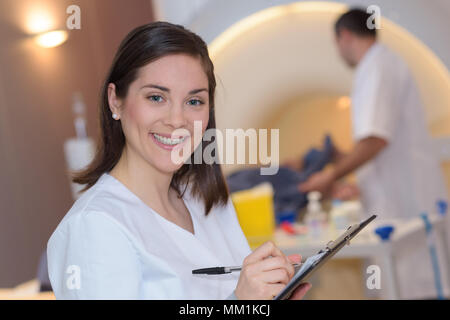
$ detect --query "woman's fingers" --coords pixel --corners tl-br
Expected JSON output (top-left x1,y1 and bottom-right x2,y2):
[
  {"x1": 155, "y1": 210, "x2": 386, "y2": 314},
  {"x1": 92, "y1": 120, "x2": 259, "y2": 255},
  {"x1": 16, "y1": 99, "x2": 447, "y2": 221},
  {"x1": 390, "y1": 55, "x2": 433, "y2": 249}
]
[
  {"x1": 288, "y1": 282, "x2": 312, "y2": 300},
  {"x1": 236, "y1": 241, "x2": 310, "y2": 300},
  {"x1": 267, "y1": 283, "x2": 286, "y2": 299},
  {"x1": 259, "y1": 268, "x2": 290, "y2": 285},
  {"x1": 287, "y1": 254, "x2": 302, "y2": 264},
  {"x1": 245, "y1": 241, "x2": 295, "y2": 280},
  {"x1": 254, "y1": 256, "x2": 295, "y2": 278},
  {"x1": 244, "y1": 241, "x2": 285, "y2": 265}
]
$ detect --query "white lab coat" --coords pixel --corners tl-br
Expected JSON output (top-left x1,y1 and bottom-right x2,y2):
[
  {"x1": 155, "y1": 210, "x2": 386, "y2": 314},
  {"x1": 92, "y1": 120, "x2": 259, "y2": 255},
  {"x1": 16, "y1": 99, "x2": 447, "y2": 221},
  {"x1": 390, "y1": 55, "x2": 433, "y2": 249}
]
[
  {"x1": 47, "y1": 173, "x2": 252, "y2": 299},
  {"x1": 351, "y1": 42, "x2": 449, "y2": 299}
]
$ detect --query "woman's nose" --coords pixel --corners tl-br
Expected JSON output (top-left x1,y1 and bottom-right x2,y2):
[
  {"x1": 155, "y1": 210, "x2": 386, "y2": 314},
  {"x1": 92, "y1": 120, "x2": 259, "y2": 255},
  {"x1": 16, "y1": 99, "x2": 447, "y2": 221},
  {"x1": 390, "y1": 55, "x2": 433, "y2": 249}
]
[{"x1": 164, "y1": 104, "x2": 187, "y2": 128}]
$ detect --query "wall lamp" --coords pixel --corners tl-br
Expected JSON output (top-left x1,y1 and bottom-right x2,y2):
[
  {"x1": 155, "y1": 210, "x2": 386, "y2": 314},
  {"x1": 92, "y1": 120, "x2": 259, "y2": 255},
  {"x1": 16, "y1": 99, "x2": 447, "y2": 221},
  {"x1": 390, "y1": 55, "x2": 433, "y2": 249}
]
[{"x1": 34, "y1": 29, "x2": 68, "y2": 48}]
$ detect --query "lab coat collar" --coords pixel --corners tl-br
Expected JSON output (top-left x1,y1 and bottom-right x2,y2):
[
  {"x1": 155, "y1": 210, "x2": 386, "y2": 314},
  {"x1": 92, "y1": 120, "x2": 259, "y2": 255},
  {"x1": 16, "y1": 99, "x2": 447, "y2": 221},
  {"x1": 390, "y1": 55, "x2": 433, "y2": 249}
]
[
  {"x1": 355, "y1": 42, "x2": 382, "y2": 77},
  {"x1": 101, "y1": 173, "x2": 226, "y2": 268}
]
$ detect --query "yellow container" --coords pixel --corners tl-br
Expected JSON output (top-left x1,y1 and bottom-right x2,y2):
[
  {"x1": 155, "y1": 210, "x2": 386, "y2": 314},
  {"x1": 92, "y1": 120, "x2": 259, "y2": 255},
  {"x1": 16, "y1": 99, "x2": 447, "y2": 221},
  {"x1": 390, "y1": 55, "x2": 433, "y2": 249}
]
[{"x1": 231, "y1": 182, "x2": 276, "y2": 249}]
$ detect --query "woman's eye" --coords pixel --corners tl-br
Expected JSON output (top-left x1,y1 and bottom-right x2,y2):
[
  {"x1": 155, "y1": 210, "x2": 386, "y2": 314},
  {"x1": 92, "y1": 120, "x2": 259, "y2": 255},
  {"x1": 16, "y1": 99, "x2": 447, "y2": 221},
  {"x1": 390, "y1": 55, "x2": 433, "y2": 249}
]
[
  {"x1": 187, "y1": 99, "x2": 204, "y2": 106},
  {"x1": 148, "y1": 95, "x2": 164, "y2": 103}
]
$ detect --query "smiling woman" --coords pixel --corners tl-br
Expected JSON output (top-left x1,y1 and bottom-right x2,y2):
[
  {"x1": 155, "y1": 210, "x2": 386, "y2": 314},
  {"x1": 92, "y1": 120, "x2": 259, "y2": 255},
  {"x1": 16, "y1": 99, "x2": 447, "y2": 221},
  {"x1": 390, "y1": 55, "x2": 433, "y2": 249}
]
[
  {"x1": 72, "y1": 22, "x2": 227, "y2": 214},
  {"x1": 46, "y1": 21, "x2": 310, "y2": 300}
]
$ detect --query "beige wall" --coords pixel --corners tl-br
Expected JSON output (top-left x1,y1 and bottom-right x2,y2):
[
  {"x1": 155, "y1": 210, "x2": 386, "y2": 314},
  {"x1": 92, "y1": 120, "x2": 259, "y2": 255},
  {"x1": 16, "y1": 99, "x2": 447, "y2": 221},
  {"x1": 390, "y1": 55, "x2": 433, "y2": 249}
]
[
  {"x1": 0, "y1": 0, "x2": 154, "y2": 287},
  {"x1": 263, "y1": 94, "x2": 354, "y2": 163}
]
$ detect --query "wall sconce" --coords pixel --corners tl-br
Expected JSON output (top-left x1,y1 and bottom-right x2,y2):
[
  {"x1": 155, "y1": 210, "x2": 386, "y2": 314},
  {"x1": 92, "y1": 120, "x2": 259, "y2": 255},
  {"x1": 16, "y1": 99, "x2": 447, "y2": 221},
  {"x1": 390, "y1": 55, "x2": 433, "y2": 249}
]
[
  {"x1": 34, "y1": 30, "x2": 68, "y2": 48},
  {"x1": 337, "y1": 96, "x2": 351, "y2": 110}
]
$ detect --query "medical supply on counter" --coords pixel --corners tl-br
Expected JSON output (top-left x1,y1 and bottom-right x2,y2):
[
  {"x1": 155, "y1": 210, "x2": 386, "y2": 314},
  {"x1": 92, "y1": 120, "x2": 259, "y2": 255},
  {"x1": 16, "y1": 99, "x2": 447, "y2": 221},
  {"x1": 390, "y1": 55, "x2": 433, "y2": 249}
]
[
  {"x1": 342, "y1": 200, "x2": 362, "y2": 224},
  {"x1": 330, "y1": 199, "x2": 347, "y2": 231},
  {"x1": 231, "y1": 182, "x2": 276, "y2": 248},
  {"x1": 304, "y1": 191, "x2": 327, "y2": 239},
  {"x1": 280, "y1": 221, "x2": 296, "y2": 235},
  {"x1": 437, "y1": 200, "x2": 448, "y2": 217},
  {"x1": 276, "y1": 209, "x2": 297, "y2": 225},
  {"x1": 330, "y1": 199, "x2": 363, "y2": 231},
  {"x1": 374, "y1": 225, "x2": 395, "y2": 241}
]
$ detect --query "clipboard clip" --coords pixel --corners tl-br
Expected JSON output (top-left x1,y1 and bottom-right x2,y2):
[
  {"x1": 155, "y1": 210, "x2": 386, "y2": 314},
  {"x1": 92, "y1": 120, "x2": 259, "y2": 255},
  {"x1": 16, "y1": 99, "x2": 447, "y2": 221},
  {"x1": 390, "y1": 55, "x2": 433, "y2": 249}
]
[
  {"x1": 325, "y1": 214, "x2": 378, "y2": 251},
  {"x1": 326, "y1": 224, "x2": 357, "y2": 250}
]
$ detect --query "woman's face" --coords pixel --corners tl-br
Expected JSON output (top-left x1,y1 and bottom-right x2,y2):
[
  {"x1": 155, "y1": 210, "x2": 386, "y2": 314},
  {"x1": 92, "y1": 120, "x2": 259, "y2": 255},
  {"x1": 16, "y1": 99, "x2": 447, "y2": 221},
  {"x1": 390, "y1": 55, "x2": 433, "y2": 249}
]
[{"x1": 109, "y1": 54, "x2": 210, "y2": 174}]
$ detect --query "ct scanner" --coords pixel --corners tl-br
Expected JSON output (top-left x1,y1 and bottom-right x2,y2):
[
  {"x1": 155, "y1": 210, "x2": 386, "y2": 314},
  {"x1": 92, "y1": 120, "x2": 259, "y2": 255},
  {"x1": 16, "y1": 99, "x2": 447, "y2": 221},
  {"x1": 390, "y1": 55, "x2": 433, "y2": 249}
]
[{"x1": 203, "y1": 2, "x2": 450, "y2": 176}]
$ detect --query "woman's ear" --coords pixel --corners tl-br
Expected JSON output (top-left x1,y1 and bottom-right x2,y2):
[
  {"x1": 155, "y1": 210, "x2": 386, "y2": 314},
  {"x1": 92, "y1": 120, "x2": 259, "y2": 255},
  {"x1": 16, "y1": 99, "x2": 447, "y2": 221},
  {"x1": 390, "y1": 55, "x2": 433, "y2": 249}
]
[{"x1": 108, "y1": 83, "x2": 122, "y2": 120}]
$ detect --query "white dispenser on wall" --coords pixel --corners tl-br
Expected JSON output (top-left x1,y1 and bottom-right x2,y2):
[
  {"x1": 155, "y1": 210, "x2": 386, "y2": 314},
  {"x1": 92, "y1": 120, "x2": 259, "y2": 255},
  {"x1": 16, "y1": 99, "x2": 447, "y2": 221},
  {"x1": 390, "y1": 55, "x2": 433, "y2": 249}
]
[{"x1": 63, "y1": 92, "x2": 95, "y2": 200}]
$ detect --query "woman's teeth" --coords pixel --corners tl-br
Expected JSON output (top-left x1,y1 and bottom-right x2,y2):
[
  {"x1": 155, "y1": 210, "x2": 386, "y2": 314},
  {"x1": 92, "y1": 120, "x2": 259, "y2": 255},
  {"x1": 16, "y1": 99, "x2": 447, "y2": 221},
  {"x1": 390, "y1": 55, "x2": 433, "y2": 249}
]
[{"x1": 152, "y1": 133, "x2": 187, "y2": 146}]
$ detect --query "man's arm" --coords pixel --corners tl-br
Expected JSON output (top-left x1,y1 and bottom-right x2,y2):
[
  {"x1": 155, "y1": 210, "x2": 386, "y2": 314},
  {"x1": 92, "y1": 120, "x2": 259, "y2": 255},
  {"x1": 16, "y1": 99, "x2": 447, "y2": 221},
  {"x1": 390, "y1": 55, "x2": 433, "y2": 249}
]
[
  {"x1": 331, "y1": 145, "x2": 347, "y2": 164},
  {"x1": 298, "y1": 137, "x2": 387, "y2": 194},
  {"x1": 332, "y1": 136, "x2": 387, "y2": 180}
]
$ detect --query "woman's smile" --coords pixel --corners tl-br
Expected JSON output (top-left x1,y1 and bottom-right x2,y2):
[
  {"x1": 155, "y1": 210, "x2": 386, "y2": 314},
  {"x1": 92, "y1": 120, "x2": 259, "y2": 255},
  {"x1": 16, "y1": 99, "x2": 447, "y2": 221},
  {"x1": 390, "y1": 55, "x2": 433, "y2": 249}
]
[{"x1": 150, "y1": 132, "x2": 189, "y2": 150}]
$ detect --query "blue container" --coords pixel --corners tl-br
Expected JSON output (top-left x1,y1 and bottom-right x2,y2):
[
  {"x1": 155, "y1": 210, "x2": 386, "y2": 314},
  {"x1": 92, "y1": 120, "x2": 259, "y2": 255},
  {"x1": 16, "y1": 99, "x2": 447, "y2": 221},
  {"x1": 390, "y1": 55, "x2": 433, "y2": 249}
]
[
  {"x1": 374, "y1": 225, "x2": 395, "y2": 241},
  {"x1": 276, "y1": 210, "x2": 297, "y2": 225}
]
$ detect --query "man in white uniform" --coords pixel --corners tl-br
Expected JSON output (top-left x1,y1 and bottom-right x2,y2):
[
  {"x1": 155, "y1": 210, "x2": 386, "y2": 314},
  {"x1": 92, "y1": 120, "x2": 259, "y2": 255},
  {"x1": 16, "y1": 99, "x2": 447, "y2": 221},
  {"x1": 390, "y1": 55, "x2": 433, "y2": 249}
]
[{"x1": 299, "y1": 8, "x2": 449, "y2": 299}]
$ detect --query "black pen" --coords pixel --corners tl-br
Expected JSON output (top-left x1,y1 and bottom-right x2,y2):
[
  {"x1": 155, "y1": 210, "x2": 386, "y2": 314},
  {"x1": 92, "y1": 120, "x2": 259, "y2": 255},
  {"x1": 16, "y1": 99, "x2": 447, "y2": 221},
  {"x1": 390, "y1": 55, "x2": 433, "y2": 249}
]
[{"x1": 192, "y1": 263, "x2": 302, "y2": 275}]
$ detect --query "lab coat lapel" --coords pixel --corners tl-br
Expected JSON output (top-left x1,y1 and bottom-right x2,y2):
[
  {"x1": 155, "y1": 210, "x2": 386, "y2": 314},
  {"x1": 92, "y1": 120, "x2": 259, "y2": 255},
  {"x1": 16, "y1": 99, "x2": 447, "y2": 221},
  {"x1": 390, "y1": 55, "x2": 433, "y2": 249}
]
[{"x1": 152, "y1": 198, "x2": 222, "y2": 268}]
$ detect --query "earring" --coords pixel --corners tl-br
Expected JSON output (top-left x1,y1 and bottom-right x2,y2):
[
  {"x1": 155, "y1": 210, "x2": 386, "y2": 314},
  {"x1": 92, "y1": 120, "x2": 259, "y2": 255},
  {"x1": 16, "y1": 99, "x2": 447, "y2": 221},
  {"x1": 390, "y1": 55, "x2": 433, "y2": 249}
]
[{"x1": 112, "y1": 113, "x2": 119, "y2": 120}]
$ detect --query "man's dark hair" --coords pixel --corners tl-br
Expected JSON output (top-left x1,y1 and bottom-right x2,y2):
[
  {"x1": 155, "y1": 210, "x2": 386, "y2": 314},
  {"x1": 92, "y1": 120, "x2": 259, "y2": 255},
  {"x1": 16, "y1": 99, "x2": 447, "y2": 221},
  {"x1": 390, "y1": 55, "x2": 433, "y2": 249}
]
[{"x1": 335, "y1": 8, "x2": 377, "y2": 38}]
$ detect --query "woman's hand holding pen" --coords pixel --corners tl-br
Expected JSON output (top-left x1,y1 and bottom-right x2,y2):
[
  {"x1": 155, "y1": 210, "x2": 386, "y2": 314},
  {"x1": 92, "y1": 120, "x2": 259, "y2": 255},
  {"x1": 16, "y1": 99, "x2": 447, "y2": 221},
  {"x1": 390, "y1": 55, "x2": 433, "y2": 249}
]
[
  {"x1": 285, "y1": 254, "x2": 312, "y2": 300},
  {"x1": 234, "y1": 241, "x2": 311, "y2": 300}
]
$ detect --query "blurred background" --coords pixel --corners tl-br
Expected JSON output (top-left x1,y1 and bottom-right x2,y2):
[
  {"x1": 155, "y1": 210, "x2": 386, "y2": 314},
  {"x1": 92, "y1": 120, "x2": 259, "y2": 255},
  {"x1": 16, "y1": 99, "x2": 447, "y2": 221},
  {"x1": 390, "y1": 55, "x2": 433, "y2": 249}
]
[{"x1": 0, "y1": 0, "x2": 449, "y2": 299}]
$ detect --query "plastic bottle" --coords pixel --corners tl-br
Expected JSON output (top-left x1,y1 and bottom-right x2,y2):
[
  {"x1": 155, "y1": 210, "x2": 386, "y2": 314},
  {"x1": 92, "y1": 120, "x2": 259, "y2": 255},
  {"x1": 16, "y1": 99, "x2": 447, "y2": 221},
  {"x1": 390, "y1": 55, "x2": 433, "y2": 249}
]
[
  {"x1": 330, "y1": 199, "x2": 348, "y2": 232},
  {"x1": 304, "y1": 191, "x2": 327, "y2": 239},
  {"x1": 342, "y1": 200, "x2": 363, "y2": 224},
  {"x1": 330, "y1": 199, "x2": 363, "y2": 232}
]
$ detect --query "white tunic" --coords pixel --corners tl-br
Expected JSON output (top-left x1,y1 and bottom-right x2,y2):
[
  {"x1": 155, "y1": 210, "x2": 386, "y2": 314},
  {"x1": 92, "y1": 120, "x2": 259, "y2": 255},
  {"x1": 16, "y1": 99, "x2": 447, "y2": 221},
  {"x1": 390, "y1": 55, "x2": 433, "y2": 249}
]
[
  {"x1": 351, "y1": 42, "x2": 449, "y2": 299},
  {"x1": 351, "y1": 42, "x2": 448, "y2": 221},
  {"x1": 47, "y1": 173, "x2": 252, "y2": 299}
]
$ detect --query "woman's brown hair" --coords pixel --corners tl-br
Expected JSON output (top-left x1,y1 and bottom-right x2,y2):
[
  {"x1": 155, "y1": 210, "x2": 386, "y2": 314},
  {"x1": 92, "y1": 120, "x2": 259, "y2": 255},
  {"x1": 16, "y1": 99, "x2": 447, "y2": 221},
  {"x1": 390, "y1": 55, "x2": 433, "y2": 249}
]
[{"x1": 73, "y1": 21, "x2": 229, "y2": 215}]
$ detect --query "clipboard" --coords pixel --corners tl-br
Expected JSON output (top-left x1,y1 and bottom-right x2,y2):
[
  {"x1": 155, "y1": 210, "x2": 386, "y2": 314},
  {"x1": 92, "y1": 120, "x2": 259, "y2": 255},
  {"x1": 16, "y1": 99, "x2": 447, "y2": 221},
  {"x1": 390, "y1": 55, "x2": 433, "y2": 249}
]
[{"x1": 273, "y1": 214, "x2": 377, "y2": 300}]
